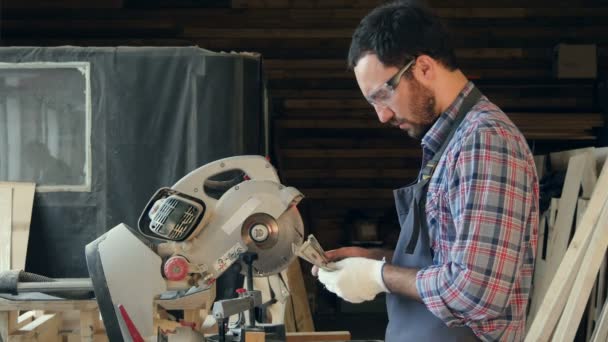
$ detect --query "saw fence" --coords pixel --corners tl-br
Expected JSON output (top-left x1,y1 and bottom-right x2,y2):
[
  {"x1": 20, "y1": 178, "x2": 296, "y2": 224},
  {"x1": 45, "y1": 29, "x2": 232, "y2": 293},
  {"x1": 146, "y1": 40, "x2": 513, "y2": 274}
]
[{"x1": 526, "y1": 147, "x2": 608, "y2": 341}]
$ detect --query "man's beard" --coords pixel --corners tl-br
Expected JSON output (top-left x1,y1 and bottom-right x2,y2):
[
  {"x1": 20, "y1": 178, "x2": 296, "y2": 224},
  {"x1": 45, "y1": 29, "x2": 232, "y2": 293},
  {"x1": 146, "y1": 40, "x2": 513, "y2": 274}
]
[{"x1": 390, "y1": 77, "x2": 437, "y2": 140}]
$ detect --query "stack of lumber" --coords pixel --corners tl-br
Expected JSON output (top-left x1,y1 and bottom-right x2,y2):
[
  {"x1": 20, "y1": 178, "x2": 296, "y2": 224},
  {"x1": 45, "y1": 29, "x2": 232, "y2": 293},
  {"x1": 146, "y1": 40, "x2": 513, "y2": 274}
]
[{"x1": 526, "y1": 147, "x2": 608, "y2": 341}]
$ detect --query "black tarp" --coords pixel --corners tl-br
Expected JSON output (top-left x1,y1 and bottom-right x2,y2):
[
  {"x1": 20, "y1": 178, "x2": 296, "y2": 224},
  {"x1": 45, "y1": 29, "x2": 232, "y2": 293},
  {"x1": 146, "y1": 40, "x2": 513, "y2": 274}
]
[{"x1": 0, "y1": 46, "x2": 267, "y2": 279}]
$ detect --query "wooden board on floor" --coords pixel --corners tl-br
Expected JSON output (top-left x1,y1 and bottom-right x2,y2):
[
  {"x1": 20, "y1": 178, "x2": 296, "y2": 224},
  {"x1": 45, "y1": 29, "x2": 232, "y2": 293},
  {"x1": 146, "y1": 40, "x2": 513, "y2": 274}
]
[{"x1": 286, "y1": 331, "x2": 351, "y2": 341}]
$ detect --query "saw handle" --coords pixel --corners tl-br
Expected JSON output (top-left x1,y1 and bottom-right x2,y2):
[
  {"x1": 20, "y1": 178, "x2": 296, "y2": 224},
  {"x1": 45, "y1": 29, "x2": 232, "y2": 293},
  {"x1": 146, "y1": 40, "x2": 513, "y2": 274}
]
[{"x1": 172, "y1": 155, "x2": 280, "y2": 206}]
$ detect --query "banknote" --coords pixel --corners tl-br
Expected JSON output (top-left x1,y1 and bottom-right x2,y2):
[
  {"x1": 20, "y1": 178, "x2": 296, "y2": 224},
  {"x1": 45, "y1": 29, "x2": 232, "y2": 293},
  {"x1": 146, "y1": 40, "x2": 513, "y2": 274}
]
[{"x1": 293, "y1": 234, "x2": 337, "y2": 271}]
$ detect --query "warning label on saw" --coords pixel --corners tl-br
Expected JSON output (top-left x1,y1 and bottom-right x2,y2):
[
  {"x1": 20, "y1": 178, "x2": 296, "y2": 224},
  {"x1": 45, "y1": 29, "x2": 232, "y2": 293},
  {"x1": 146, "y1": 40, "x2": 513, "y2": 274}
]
[{"x1": 214, "y1": 243, "x2": 246, "y2": 272}]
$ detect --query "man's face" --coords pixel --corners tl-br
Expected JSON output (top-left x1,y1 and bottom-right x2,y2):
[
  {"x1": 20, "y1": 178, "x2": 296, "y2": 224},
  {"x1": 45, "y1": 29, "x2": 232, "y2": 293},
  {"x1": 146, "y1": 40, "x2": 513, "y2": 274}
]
[{"x1": 354, "y1": 54, "x2": 438, "y2": 140}]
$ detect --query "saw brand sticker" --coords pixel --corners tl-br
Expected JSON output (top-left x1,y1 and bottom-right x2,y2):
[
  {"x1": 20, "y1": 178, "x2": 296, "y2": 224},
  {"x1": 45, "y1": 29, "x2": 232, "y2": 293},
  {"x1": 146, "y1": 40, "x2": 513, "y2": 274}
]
[{"x1": 214, "y1": 243, "x2": 246, "y2": 273}]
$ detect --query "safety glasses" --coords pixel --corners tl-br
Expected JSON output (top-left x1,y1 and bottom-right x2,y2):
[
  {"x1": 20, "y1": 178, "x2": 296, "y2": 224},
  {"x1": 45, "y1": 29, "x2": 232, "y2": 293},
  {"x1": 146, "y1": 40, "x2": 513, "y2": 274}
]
[{"x1": 366, "y1": 58, "x2": 416, "y2": 107}]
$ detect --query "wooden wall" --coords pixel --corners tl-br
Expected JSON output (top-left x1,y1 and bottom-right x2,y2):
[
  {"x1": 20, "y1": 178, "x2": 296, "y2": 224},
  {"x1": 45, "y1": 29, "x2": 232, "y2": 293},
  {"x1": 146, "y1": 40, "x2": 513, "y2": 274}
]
[{"x1": 1, "y1": 0, "x2": 606, "y2": 333}]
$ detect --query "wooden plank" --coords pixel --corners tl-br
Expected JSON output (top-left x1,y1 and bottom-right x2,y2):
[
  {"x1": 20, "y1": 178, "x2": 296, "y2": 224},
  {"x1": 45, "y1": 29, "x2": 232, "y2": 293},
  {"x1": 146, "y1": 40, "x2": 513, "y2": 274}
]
[
  {"x1": 1, "y1": 19, "x2": 176, "y2": 30},
  {"x1": 579, "y1": 198, "x2": 600, "y2": 339},
  {"x1": 0, "y1": 312, "x2": 8, "y2": 342},
  {"x1": 277, "y1": 119, "x2": 383, "y2": 129},
  {"x1": 2, "y1": 0, "x2": 123, "y2": 9},
  {"x1": 530, "y1": 211, "x2": 549, "y2": 320},
  {"x1": 79, "y1": 310, "x2": 100, "y2": 341},
  {"x1": 252, "y1": 275, "x2": 284, "y2": 324},
  {"x1": 593, "y1": 251, "x2": 608, "y2": 339},
  {"x1": 232, "y1": 0, "x2": 604, "y2": 8},
  {"x1": 283, "y1": 259, "x2": 314, "y2": 332},
  {"x1": 582, "y1": 153, "x2": 600, "y2": 199},
  {"x1": 553, "y1": 197, "x2": 608, "y2": 341},
  {"x1": 8, "y1": 183, "x2": 35, "y2": 271},
  {"x1": 282, "y1": 156, "x2": 421, "y2": 171},
  {"x1": 244, "y1": 331, "x2": 266, "y2": 342},
  {"x1": 0, "y1": 312, "x2": 19, "y2": 342},
  {"x1": 281, "y1": 149, "x2": 420, "y2": 159},
  {"x1": 527, "y1": 200, "x2": 558, "y2": 331},
  {"x1": 525, "y1": 158, "x2": 608, "y2": 342},
  {"x1": 0, "y1": 187, "x2": 13, "y2": 272},
  {"x1": 576, "y1": 157, "x2": 602, "y2": 339},
  {"x1": 278, "y1": 137, "x2": 418, "y2": 150},
  {"x1": 0, "y1": 37, "x2": 603, "y2": 60},
  {"x1": 0, "y1": 299, "x2": 99, "y2": 312},
  {"x1": 16, "y1": 312, "x2": 36, "y2": 330},
  {"x1": 591, "y1": 297, "x2": 608, "y2": 342},
  {"x1": 527, "y1": 153, "x2": 589, "y2": 330},
  {"x1": 284, "y1": 168, "x2": 419, "y2": 179},
  {"x1": 530, "y1": 153, "x2": 590, "y2": 318},
  {"x1": 268, "y1": 68, "x2": 583, "y2": 81},
  {"x1": 275, "y1": 116, "x2": 602, "y2": 132},
  {"x1": 286, "y1": 331, "x2": 351, "y2": 341},
  {"x1": 4, "y1": 8, "x2": 608, "y2": 29},
  {"x1": 9, "y1": 313, "x2": 61, "y2": 342},
  {"x1": 280, "y1": 95, "x2": 602, "y2": 111},
  {"x1": 303, "y1": 188, "x2": 394, "y2": 200},
  {"x1": 93, "y1": 333, "x2": 108, "y2": 342},
  {"x1": 184, "y1": 28, "x2": 353, "y2": 39},
  {"x1": 549, "y1": 147, "x2": 596, "y2": 172},
  {"x1": 183, "y1": 309, "x2": 204, "y2": 332},
  {"x1": 231, "y1": 0, "x2": 380, "y2": 8}
]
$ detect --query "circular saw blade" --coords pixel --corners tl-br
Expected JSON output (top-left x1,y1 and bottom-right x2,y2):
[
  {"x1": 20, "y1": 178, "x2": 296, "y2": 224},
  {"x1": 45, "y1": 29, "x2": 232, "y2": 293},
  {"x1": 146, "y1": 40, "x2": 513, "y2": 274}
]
[{"x1": 241, "y1": 205, "x2": 304, "y2": 277}]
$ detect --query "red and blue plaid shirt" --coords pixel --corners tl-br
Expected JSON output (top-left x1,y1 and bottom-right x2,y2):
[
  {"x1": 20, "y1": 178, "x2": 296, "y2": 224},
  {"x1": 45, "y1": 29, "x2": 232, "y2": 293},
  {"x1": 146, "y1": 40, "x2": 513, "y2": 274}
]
[{"x1": 415, "y1": 82, "x2": 539, "y2": 341}]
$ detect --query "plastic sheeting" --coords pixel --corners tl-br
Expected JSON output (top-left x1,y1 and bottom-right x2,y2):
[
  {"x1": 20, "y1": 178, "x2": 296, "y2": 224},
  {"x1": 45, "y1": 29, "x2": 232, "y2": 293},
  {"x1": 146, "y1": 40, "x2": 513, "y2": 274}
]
[{"x1": 0, "y1": 47, "x2": 267, "y2": 278}]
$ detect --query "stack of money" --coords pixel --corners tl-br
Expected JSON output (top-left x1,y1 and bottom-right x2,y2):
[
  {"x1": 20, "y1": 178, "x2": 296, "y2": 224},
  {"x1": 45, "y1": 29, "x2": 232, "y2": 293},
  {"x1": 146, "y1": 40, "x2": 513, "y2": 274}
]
[{"x1": 293, "y1": 235, "x2": 337, "y2": 271}]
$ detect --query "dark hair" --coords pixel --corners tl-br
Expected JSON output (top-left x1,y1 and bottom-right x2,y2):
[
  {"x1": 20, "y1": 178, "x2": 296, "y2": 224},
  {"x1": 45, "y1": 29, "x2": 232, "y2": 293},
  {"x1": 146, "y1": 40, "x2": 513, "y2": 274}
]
[{"x1": 347, "y1": 0, "x2": 457, "y2": 71}]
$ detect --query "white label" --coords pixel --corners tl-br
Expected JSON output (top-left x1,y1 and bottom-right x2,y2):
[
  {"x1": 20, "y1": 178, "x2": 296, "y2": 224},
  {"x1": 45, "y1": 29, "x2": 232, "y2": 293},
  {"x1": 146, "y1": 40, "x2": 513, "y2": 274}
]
[
  {"x1": 214, "y1": 243, "x2": 247, "y2": 273},
  {"x1": 220, "y1": 197, "x2": 261, "y2": 234}
]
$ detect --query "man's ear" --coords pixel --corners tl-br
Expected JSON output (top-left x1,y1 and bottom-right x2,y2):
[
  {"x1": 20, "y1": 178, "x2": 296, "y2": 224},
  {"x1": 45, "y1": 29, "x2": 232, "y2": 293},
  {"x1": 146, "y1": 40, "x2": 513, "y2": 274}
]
[{"x1": 413, "y1": 55, "x2": 436, "y2": 83}]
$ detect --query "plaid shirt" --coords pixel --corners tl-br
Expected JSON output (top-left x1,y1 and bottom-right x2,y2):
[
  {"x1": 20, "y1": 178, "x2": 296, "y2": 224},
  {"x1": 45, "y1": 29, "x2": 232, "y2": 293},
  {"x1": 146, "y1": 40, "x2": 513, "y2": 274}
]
[{"x1": 415, "y1": 82, "x2": 539, "y2": 341}]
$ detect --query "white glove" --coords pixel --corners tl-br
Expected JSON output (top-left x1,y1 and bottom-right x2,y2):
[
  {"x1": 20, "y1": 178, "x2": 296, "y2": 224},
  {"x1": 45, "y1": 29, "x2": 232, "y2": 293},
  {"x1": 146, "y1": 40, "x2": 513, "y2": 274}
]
[{"x1": 318, "y1": 257, "x2": 389, "y2": 303}]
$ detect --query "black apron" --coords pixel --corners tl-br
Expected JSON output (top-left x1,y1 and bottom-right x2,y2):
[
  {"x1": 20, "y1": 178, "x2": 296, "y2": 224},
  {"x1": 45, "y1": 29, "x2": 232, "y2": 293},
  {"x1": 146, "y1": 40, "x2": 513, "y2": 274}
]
[{"x1": 386, "y1": 87, "x2": 482, "y2": 342}]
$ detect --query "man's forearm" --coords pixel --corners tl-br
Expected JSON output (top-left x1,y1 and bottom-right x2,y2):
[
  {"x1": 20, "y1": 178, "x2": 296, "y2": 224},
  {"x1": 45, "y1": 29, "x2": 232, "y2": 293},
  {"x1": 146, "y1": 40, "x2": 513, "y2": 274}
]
[{"x1": 382, "y1": 264, "x2": 422, "y2": 303}]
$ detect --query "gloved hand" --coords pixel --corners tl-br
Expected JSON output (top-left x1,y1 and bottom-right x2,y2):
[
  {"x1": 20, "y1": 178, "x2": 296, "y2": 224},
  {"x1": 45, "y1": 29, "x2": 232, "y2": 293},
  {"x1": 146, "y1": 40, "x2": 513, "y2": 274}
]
[
  {"x1": 318, "y1": 257, "x2": 389, "y2": 303},
  {"x1": 311, "y1": 246, "x2": 374, "y2": 277}
]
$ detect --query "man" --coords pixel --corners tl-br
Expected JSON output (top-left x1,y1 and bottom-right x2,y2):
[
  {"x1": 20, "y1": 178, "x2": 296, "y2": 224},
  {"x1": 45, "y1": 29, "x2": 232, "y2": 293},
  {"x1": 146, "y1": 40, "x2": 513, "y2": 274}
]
[{"x1": 313, "y1": 1, "x2": 539, "y2": 341}]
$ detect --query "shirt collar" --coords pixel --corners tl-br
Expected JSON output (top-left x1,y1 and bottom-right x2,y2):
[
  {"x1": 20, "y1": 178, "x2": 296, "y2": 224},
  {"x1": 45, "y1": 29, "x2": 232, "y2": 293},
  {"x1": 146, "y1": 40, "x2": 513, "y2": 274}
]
[{"x1": 421, "y1": 81, "x2": 475, "y2": 155}]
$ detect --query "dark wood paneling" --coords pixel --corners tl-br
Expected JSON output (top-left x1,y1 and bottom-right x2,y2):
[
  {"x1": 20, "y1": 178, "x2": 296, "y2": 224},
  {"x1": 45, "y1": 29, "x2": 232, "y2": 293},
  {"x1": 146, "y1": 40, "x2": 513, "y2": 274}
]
[{"x1": 1, "y1": 1, "x2": 605, "y2": 326}]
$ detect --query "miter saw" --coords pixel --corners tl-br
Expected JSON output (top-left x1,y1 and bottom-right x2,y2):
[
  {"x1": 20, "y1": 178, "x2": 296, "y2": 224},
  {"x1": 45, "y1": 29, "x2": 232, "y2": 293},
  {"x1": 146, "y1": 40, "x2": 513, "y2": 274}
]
[{"x1": 85, "y1": 155, "x2": 305, "y2": 341}]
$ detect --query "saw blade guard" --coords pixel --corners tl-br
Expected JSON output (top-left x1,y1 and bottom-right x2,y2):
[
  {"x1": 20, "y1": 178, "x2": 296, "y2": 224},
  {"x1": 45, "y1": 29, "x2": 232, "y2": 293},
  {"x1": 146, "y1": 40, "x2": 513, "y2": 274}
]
[{"x1": 183, "y1": 180, "x2": 305, "y2": 282}]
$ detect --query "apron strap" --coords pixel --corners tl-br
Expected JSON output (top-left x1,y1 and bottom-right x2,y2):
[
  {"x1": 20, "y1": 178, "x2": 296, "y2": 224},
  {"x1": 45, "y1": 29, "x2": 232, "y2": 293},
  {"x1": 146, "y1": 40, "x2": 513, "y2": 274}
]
[
  {"x1": 404, "y1": 86, "x2": 482, "y2": 254},
  {"x1": 420, "y1": 87, "x2": 483, "y2": 181}
]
